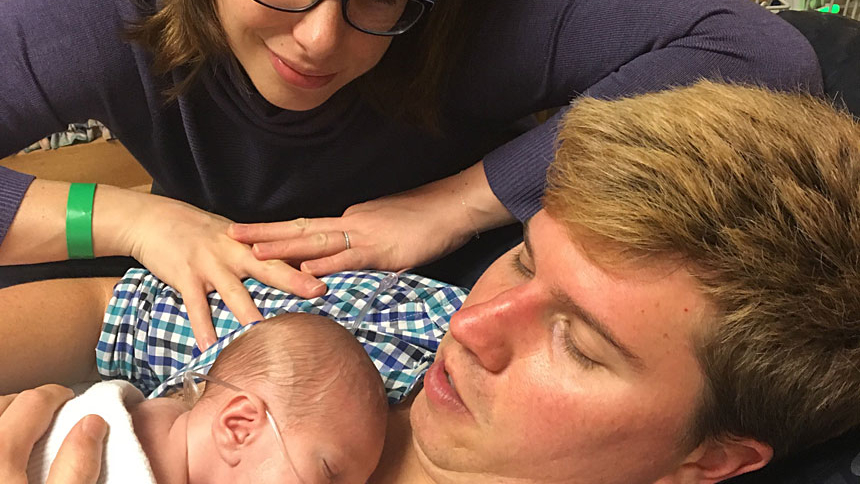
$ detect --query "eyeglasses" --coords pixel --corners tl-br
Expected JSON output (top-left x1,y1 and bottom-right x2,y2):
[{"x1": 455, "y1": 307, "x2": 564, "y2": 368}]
[
  {"x1": 250, "y1": 0, "x2": 434, "y2": 36},
  {"x1": 182, "y1": 371, "x2": 305, "y2": 482}
]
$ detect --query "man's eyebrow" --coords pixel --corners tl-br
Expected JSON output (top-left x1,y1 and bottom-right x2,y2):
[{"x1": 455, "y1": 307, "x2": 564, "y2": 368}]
[
  {"x1": 524, "y1": 218, "x2": 644, "y2": 371},
  {"x1": 549, "y1": 287, "x2": 645, "y2": 372},
  {"x1": 523, "y1": 219, "x2": 533, "y2": 257}
]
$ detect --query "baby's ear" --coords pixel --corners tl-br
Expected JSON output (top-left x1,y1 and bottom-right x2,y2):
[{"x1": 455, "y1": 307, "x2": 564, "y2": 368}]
[
  {"x1": 210, "y1": 393, "x2": 271, "y2": 467},
  {"x1": 657, "y1": 436, "x2": 773, "y2": 484}
]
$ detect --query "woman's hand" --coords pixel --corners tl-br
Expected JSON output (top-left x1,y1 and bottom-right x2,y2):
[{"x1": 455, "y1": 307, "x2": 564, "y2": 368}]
[
  {"x1": 228, "y1": 162, "x2": 516, "y2": 276},
  {"x1": 229, "y1": 192, "x2": 469, "y2": 276},
  {"x1": 0, "y1": 181, "x2": 327, "y2": 350},
  {"x1": 0, "y1": 385, "x2": 107, "y2": 484},
  {"x1": 107, "y1": 192, "x2": 327, "y2": 350},
  {"x1": 0, "y1": 180, "x2": 325, "y2": 349}
]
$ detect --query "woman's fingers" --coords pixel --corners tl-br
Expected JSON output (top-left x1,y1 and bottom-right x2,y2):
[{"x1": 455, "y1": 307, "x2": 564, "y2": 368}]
[
  {"x1": 184, "y1": 257, "x2": 328, "y2": 348},
  {"x1": 208, "y1": 268, "x2": 264, "y2": 326},
  {"x1": 251, "y1": 230, "x2": 352, "y2": 261},
  {"x1": 46, "y1": 415, "x2": 107, "y2": 484},
  {"x1": 0, "y1": 385, "x2": 74, "y2": 480},
  {"x1": 175, "y1": 255, "x2": 327, "y2": 348},
  {"x1": 245, "y1": 258, "x2": 327, "y2": 300},
  {"x1": 300, "y1": 248, "x2": 369, "y2": 277},
  {"x1": 126, "y1": 198, "x2": 336, "y2": 347},
  {"x1": 229, "y1": 218, "x2": 340, "y2": 244},
  {"x1": 181, "y1": 285, "x2": 218, "y2": 352},
  {"x1": 230, "y1": 182, "x2": 475, "y2": 276}
]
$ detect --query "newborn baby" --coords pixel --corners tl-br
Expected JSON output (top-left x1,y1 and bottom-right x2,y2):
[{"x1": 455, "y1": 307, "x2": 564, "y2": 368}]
[{"x1": 27, "y1": 313, "x2": 388, "y2": 484}]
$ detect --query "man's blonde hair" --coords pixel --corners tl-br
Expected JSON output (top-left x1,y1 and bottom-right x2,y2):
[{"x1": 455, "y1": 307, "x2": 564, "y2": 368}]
[{"x1": 544, "y1": 81, "x2": 860, "y2": 458}]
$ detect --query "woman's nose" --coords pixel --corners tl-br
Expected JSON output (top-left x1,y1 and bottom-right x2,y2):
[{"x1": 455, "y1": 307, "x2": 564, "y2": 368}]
[
  {"x1": 448, "y1": 285, "x2": 542, "y2": 373},
  {"x1": 291, "y1": 0, "x2": 345, "y2": 58}
]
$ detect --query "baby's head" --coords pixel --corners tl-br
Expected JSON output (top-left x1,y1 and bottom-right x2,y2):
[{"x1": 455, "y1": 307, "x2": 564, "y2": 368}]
[{"x1": 185, "y1": 313, "x2": 388, "y2": 484}]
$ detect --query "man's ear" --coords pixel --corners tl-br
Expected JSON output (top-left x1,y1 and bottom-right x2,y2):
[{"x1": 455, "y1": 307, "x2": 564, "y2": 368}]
[
  {"x1": 660, "y1": 436, "x2": 773, "y2": 484},
  {"x1": 210, "y1": 393, "x2": 270, "y2": 467}
]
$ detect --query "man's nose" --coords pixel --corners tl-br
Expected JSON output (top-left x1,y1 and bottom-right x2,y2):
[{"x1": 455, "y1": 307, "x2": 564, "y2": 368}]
[
  {"x1": 448, "y1": 285, "x2": 543, "y2": 373},
  {"x1": 292, "y1": 0, "x2": 345, "y2": 58}
]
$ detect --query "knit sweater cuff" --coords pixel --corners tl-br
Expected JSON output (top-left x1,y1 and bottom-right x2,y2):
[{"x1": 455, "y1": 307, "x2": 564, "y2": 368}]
[
  {"x1": 0, "y1": 166, "x2": 36, "y2": 245},
  {"x1": 483, "y1": 108, "x2": 566, "y2": 222}
]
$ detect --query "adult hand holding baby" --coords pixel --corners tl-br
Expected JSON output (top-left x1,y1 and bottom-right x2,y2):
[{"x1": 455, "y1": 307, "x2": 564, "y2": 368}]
[
  {"x1": 230, "y1": 162, "x2": 516, "y2": 277},
  {"x1": 0, "y1": 385, "x2": 106, "y2": 484}
]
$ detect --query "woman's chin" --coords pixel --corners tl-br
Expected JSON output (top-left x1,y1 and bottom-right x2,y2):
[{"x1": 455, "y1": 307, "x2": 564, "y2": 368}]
[{"x1": 254, "y1": 79, "x2": 337, "y2": 112}]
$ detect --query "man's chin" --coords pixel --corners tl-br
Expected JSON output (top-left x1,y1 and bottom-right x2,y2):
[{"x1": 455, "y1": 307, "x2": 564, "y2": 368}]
[{"x1": 409, "y1": 391, "x2": 489, "y2": 476}]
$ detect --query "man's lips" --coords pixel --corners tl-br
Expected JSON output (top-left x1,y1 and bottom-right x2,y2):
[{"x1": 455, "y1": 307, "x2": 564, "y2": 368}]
[
  {"x1": 268, "y1": 50, "x2": 336, "y2": 89},
  {"x1": 424, "y1": 357, "x2": 471, "y2": 414}
]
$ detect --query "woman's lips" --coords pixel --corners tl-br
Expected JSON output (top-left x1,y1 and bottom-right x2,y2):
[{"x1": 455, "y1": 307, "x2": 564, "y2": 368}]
[
  {"x1": 424, "y1": 357, "x2": 471, "y2": 415},
  {"x1": 268, "y1": 50, "x2": 336, "y2": 90}
]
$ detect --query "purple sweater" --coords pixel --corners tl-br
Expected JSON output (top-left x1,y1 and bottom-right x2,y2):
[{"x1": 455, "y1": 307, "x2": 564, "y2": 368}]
[{"x1": 0, "y1": 0, "x2": 822, "y2": 245}]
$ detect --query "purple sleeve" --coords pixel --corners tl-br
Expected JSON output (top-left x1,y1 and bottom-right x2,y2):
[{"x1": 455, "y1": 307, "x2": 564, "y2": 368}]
[
  {"x1": 0, "y1": 167, "x2": 35, "y2": 244},
  {"x1": 0, "y1": 0, "x2": 128, "y2": 157},
  {"x1": 480, "y1": 0, "x2": 823, "y2": 221},
  {"x1": 0, "y1": 0, "x2": 68, "y2": 247},
  {"x1": 0, "y1": 0, "x2": 143, "y2": 247}
]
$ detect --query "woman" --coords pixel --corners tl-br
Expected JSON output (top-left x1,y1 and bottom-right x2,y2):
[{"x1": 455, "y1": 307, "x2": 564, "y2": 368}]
[{"x1": 0, "y1": 0, "x2": 823, "y2": 347}]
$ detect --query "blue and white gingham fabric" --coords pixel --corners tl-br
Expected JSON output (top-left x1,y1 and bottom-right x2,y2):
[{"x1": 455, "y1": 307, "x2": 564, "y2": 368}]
[{"x1": 96, "y1": 268, "x2": 468, "y2": 403}]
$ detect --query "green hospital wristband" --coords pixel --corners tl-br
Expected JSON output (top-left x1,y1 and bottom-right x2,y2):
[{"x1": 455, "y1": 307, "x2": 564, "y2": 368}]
[{"x1": 66, "y1": 183, "x2": 97, "y2": 259}]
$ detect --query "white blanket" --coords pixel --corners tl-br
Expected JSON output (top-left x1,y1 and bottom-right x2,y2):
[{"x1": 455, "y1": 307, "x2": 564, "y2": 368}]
[{"x1": 27, "y1": 380, "x2": 157, "y2": 484}]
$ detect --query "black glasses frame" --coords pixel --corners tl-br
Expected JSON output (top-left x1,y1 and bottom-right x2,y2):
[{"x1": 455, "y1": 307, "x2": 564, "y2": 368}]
[{"x1": 249, "y1": 0, "x2": 433, "y2": 36}]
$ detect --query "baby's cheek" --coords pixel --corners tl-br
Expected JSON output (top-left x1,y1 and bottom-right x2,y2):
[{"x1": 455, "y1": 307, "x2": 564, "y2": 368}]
[{"x1": 250, "y1": 456, "x2": 292, "y2": 483}]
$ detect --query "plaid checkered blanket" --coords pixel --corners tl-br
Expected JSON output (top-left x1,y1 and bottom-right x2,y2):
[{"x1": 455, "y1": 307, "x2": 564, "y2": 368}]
[{"x1": 96, "y1": 269, "x2": 467, "y2": 403}]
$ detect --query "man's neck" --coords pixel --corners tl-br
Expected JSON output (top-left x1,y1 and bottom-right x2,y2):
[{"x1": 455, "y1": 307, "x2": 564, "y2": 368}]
[
  {"x1": 129, "y1": 398, "x2": 190, "y2": 484},
  {"x1": 370, "y1": 397, "x2": 436, "y2": 484},
  {"x1": 371, "y1": 393, "x2": 523, "y2": 484}
]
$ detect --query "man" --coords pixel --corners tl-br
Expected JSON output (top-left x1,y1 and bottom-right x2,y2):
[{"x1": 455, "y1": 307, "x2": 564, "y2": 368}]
[
  {"x1": 382, "y1": 81, "x2": 860, "y2": 483},
  {"x1": 2, "y1": 81, "x2": 858, "y2": 483}
]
